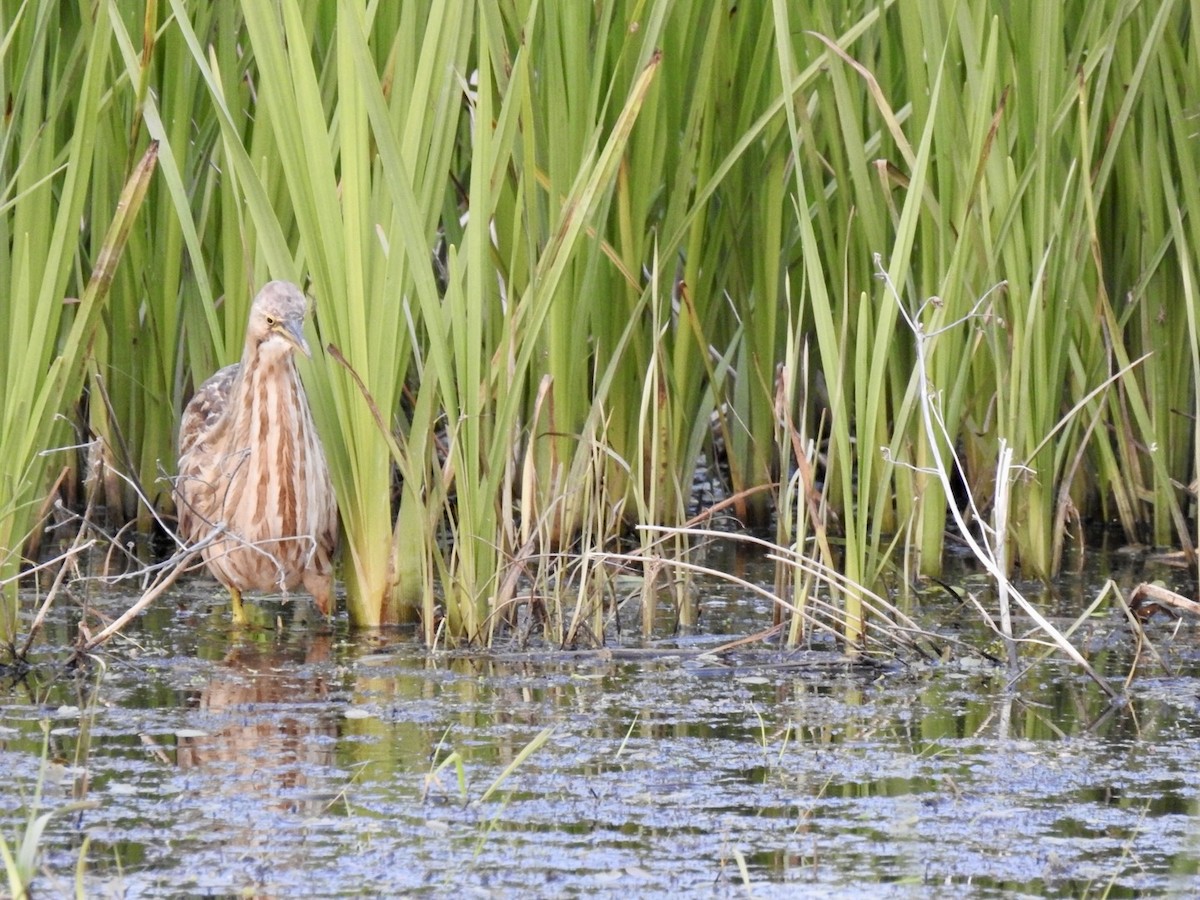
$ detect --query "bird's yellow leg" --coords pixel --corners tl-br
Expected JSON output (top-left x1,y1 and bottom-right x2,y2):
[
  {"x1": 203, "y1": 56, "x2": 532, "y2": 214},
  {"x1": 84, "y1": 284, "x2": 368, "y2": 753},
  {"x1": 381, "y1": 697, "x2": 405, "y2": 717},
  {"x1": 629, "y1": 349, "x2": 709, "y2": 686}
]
[{"x1": 229, "y1": 587, "x2": 247, "y2": 626}]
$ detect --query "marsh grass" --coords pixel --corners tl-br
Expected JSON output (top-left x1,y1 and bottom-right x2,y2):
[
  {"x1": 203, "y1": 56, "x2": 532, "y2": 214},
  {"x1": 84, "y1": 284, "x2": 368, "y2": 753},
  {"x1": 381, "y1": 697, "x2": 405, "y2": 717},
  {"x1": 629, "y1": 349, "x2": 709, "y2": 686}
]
[
  {"x1": 3, "y1": 1, "x2": 1200, "y2": 665},
  {"x1": 2, "y1": 699, "x2": 101, "y2": 900},
  {"x1": 0, "y1": 14, "x2": 158, "y2": 644}
]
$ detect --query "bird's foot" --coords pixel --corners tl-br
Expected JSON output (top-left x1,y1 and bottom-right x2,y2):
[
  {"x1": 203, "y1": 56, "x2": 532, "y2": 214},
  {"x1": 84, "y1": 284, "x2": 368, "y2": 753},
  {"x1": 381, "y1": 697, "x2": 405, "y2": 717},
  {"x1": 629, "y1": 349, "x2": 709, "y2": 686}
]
[{"x1": 229, "y1": 588, "x2": 248, "y2": 627}]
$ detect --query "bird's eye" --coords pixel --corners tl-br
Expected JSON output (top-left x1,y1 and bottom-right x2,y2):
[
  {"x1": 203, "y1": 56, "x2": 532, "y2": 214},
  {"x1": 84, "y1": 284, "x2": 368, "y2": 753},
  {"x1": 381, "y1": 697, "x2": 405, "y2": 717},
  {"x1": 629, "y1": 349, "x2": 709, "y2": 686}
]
[{"x1": 265, "y1": 316, "x2": 276, "y2": 326}]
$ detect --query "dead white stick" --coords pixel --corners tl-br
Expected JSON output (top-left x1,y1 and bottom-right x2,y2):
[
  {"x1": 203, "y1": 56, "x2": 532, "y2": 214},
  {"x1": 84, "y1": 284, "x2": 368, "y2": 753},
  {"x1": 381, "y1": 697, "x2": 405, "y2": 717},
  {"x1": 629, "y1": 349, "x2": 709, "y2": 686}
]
[{"x1": 876, "y1": 253, "x2": 1118, "y2": 699}]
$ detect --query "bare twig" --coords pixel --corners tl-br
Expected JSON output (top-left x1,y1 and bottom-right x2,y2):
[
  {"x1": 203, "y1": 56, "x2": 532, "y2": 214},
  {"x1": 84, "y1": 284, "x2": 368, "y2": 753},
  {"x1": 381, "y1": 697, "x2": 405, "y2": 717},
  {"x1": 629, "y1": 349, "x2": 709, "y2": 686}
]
[
  {"x1": 72, "y1": 539, "x2": 210, "y2": 659},
  {"x1": 19, "y1": 537, "x2": 97, "y2": 662},
  {"x1": 1128, "y1": 581, "x2": 1200, "y2": 619},
  {"x1": 876, "y1": 254, "x2": 1119, "y2": 700}
]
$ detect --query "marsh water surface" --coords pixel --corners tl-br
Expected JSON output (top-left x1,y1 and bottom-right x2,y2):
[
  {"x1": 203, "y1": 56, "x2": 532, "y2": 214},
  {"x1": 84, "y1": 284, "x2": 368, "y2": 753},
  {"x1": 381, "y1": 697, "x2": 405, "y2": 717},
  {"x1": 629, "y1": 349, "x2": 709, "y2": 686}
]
[{"x1": 4, "y1": 550, "x2": 1200, "y2": 897}]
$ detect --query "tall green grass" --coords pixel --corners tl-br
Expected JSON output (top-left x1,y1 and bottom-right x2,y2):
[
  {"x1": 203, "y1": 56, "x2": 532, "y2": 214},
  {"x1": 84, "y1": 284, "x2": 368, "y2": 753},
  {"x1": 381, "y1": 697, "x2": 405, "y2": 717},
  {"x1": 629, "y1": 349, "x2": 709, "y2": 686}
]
[
  {"x1": 3, "y1": 0, "x2": 1200, "y2": 653},
  {"x1": 769, "y1": 0, "x2": 1200, "y2": 605},
  {"x1": 0, "y1": 1, "x2": 156, "y2": 646}
]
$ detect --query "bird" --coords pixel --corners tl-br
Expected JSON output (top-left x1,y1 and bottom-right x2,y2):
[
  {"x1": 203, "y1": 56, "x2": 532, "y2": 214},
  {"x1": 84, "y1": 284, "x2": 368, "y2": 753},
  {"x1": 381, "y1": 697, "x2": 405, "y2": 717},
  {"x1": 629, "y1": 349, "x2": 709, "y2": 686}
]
[{"x1": 175, "y1": 280, "x2": 338, "y2": 624}]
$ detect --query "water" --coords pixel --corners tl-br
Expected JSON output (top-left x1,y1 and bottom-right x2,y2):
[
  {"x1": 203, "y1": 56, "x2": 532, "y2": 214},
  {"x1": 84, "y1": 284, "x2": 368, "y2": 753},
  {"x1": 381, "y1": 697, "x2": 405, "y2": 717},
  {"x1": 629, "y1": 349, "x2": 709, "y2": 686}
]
[{"x1": 3, "y1": 553, "x2": 1200, "y2": 897}]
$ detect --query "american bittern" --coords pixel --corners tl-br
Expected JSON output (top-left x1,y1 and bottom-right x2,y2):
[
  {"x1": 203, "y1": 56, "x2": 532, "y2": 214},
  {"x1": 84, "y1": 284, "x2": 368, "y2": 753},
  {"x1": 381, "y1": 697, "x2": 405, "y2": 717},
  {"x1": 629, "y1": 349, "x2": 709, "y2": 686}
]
[{"x1": 175, "y1": 281, "x2": 338, "y2": 623}]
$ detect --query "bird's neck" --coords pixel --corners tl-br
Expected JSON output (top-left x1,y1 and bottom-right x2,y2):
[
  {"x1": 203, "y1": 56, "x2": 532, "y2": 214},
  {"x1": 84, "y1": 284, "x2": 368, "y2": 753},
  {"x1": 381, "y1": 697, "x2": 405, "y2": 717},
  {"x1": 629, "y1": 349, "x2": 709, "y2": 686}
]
[{"x1": 227, "y1": 350, "x2": 306, "y2": 449}]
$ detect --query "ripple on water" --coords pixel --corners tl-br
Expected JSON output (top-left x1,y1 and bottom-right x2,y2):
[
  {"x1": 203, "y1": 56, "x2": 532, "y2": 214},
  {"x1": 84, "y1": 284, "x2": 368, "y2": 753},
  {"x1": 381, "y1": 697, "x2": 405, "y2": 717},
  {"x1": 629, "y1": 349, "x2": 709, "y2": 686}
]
[{"x1": 5, "y1": 566, "x2": 1200, "y2": 897}]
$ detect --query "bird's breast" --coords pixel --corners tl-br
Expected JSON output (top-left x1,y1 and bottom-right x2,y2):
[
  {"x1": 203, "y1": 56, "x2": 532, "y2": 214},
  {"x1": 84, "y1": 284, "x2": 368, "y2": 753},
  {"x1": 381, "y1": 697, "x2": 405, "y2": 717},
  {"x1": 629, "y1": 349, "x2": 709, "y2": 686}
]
[{"x1": 221, "y1": 357, "x2": 329, "y2": 542}]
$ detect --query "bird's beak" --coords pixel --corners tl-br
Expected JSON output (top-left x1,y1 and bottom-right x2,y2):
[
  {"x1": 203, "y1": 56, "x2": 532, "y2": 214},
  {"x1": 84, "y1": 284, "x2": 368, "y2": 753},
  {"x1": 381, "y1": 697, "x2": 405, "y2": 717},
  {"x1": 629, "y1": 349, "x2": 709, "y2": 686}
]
[{"x1": 281, "y1": 317, "x2": 313, "y2": 358}]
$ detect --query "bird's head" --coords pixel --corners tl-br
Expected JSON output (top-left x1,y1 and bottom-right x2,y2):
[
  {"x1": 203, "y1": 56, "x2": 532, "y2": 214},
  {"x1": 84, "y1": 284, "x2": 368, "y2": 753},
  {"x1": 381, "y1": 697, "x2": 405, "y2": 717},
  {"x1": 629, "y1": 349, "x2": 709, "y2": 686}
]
[{"x1": 247, "y1": 280, "x2": 313, "y2": 359}]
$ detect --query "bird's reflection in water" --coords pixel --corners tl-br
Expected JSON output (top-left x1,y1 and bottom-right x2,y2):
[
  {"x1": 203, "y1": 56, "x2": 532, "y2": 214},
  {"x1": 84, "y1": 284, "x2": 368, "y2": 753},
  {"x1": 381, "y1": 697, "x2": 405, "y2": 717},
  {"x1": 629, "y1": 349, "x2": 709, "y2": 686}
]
[{"x1": 175, "y1": 621, "x2": 338, "y2": 815}]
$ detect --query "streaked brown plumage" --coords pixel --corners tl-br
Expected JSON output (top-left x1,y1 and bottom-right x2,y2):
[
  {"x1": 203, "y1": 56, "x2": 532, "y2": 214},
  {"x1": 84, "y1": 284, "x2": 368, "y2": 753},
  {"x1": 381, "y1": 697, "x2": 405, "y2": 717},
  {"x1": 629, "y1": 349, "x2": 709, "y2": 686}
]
[{"x1": 175, "y1": 280, "x2": 338, "y2": 623}]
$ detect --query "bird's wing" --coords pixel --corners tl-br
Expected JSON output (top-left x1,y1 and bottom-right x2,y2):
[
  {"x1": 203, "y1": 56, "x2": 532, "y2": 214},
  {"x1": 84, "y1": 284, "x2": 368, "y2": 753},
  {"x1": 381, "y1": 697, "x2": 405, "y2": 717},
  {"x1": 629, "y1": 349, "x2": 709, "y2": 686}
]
[{"x1": 178, "y1": 363, "x2": 240, "y2": 459}]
